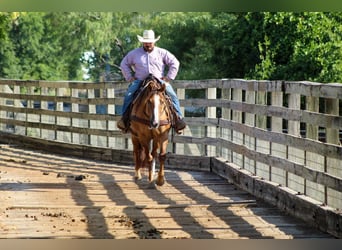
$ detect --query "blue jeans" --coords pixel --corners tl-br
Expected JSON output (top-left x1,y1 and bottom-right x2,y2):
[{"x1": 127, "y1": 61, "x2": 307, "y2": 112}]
[{"x1": 121, "y1": 79, "x2": 183, "y2": 118}]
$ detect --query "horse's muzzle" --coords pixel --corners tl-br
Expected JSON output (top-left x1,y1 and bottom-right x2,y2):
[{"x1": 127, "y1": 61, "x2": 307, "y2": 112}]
[{"x1": 150, "y1": 119, "x2": 160, "y2": 129}]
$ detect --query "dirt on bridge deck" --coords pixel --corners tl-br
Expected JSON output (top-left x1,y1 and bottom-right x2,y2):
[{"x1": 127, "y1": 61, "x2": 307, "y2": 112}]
[{"x1": 0, "y1": 144, "x2": 334, "y2": 239}]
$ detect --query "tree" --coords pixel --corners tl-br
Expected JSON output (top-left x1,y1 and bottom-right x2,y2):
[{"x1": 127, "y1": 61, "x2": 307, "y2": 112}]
[
  {"x1": 41, "y1": 12, "x2": 115, "y2": 80},
  {"x1": 85, "y1": 12, "x2": 143, "y2": 81},
  {"x1": 238, "y1": 12, "x2": 342, "y2": 82},
  {"x1": 287, "y1": 12, "x2": 342, "y2": 82},
  {"x1": 0, "y1": 13, "x2": 20, "y2": 78},
  {"x1": 143, "y1": 12, "x2": 224, "y2": 80},
  {"x1": 1, "y1": 12, "x2": 118, "y2": 80},
  {"x1": 0, "y1": 12, "x2": 341, "y2": 83}
]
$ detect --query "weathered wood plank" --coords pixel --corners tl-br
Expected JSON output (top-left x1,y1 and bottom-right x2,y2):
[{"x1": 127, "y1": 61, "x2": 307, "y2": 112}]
[
  {"x1": 218, "y1": 119, "x2": 342, "y2": 160},
  {"x1": 1, "y1": 78, "x2": 341, "y2": 238},
  {"x1": 0, "y1": 144, "x2": 333, "y2": 239},
  {"x1": 211, "y1": 157, "x2": 341, "y2": 239},
  {"x1": 0, "y1": 79, "x2": 129, "y2": 89}
]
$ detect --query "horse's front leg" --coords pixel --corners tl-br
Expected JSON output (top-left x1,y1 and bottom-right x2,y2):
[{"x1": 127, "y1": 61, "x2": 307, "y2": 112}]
[
  {"x1": 141, "y1": 143, "x2": 154, "y2": 184},
  {"x1": 149, "y1": 144, "x2": 158, "y2": 184},
  {"x1": 156, "y1": 154, "x2": 166, "y2": 186},
  {"x1": 156, "y1": 135, "x2": 169, "y2": 186},
  {"x1": 132, "y1": 137, "x2": 142, "y2": 181}
]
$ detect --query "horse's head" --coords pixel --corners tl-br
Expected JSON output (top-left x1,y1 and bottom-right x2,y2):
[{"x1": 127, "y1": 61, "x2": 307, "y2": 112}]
[
  {"x1": 146, "y1": 81, "x2": 167, "y2": 129},
  {"x1": 131, "y1": 76, "x2": 170, "y2": 130}
]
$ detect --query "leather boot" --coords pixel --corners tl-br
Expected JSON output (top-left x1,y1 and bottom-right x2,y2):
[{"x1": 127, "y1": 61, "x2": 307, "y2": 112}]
[
  {"x1": 175, "y1": 117, "x2": 186, "y2": 134},
  {"x1": 117, "y1": 119, "x2": 127, "y2": 132},
  {"x1": 117, "y1": 111, "x2": 130, "y2": 133}
]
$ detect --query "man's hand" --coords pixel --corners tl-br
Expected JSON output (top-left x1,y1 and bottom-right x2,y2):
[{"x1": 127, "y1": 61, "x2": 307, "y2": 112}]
[
  {"x1": 128, "y1": 77, "x2": 136, "y2": 82},
  {"x1": 161, "y1": 76, "x2": 171, "y2": 82}
]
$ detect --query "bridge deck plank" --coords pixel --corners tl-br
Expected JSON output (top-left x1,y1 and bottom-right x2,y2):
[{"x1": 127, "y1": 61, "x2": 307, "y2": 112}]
[{"x1": 0, "y1": 144, "x2": 333, "y2": 239}]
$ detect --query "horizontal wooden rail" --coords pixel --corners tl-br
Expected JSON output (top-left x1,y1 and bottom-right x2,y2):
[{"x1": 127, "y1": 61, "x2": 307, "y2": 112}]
[{"x1": 0, "y1": 78, "x2": 341, "y2": 214}]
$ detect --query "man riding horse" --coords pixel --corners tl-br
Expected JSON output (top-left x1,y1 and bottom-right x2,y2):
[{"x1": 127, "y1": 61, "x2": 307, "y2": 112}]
[{"x1": 117, "y1": 30, "x2": 186, "y2": 134}]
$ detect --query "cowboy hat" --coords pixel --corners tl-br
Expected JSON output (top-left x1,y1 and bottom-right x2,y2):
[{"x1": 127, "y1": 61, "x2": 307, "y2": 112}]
[{"x1": 137, "y1": 30, "x2": 160, "y2": 43}]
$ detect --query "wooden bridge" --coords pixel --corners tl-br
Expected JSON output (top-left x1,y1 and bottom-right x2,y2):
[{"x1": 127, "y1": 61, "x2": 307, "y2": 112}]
[
  {"x1": 0, "y1": 78, "x2": 341, "y2": 239},
  {"x1": 0, "y1": 144, "x2": 334, "y2": 239}
]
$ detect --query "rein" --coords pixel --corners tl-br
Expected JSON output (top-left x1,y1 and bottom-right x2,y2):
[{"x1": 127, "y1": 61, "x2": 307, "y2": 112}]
[{"x1": 130, "y1": 115, "x2": 170, "y2": 126}]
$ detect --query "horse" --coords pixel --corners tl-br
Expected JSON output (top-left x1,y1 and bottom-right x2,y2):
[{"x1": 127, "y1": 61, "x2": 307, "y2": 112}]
[{"x1": 129, "y1": 75, "x2": 172, "y2": 187}]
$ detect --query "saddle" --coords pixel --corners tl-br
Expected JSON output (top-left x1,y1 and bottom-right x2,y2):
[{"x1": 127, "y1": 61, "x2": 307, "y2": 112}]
[
  {"x1": 125, "y1": 74, "x2": 176, "y2": 128},
  {"x1": 132, "y1": 74, "x2": 161, "y2": 104}
]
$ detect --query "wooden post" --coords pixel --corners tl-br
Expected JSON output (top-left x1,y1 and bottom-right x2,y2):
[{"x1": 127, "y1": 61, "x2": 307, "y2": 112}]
[
  {"x1": 287, "y1": 92, "x2": 304, "y2": 193},
  {"x1": 95, "y1": 86, "x2": 107, "y2": 147},
  {"x1": 71, "y1": 88, "x2": 80, "y2": 144},
  {"x1": 205, "y1": 83, "x2": 217, "y2": 157},
  {"x1": 107, "y1": 86, "x2": 115, "y2": 148},
  {"x1": 270, "y1": 82, "x2": 286, "y2": 185},
  {"x1": 174, "y1": 86, "x2": 185, "y2": 154},
  {"x1": 14, "y1": 85, "x2": 25, "y2": 135},
  {"x1": 55, "y1": 87, "x2": 63, "y2": 141},
  {"x1": 40, "y1": 87, "x2": 48, "y2": 140},
  {"x1": 221, "y1": 79, "x2": 232, "y2": 161},
  {"x1": 88, "y1": 88, "x2": 96, "y2": 146},
  {"x1": 244, "y1": 86, "x2": 256, "y2": 174},
  {"x1": 0, "y1": 84, "x2": 5, "y2": 131},
  {"x1": 44, "y1": 87, "x2": 54, "y2": 139},
  {"x1": 325, "y1": 98, "x2": 341, "y2": 208},
  {"x1": 27, "y1": 86, "x2": 40, "y2": 137},
  {"x1": 231, "y1": 85, "x2": 243, "y2": 166},
  {"x1": 255, "y1": 87, "x2": 269, "y2": 180},
  {"x1": 305, "y1": 96, "x2": 325, "y2": 203}
]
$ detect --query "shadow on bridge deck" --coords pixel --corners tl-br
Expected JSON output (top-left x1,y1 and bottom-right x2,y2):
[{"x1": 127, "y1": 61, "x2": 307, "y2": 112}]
[{"x1": 0, "y1": 144, "x2": 334, "y2": 239}]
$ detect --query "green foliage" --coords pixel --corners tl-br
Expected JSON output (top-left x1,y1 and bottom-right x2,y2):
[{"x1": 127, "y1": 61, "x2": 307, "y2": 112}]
[
  {"x1": 0, "y1": 12, "x2": 341, "y2": 83},
  {"x1": 0, "y1": 13, "x2": 20, "y2": 78},
  {"x1": 211, "y1": 12, "x2": 262, "y2": 79},
  {"x1": 244, "y1": 12, "x2": 342, "y2": 82}
]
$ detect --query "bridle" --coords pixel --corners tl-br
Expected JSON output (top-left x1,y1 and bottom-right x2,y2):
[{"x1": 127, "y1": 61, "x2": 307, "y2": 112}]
[{"x1": 130, "y1": 79, "x2": 171, "y2": 129}]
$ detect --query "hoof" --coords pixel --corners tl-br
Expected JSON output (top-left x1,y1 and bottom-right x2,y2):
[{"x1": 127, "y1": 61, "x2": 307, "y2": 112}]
[
  {"x1": 134, "y1": 176, "x2": 142, "y2": 183},
  {"x1": 156, "y1": 177, "x2": 165, "y2": 186},
  {"x1": 148, "y1": 181, "x2": 156, "y2": 189}
]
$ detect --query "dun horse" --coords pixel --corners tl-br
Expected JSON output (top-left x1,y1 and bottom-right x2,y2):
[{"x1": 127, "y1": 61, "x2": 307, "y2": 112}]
[{"x1": 129, "y1": 75, "x2": 172, "y2": 187}]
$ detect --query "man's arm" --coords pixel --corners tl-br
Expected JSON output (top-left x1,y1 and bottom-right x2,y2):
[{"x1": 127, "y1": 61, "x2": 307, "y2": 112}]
[
  {"x1": 120, "y1": 53, "x2": 134, "y2": 81},
  {"x1": 163, "y1": 50, "x2": 180, "y2": 81}
]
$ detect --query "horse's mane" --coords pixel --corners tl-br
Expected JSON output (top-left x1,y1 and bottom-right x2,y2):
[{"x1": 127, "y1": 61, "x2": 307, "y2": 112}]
[{"x1": 134, "y1": 76, "x2": 163, "y2": 107}]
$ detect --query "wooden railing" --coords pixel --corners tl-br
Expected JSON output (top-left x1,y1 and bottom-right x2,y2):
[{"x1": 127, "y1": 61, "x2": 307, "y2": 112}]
[{"x1": 0, "y1": 78, "x2": 341, "y2": 220}]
